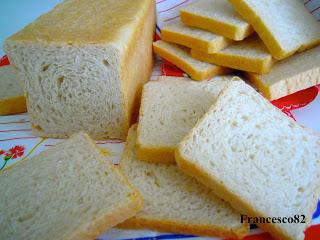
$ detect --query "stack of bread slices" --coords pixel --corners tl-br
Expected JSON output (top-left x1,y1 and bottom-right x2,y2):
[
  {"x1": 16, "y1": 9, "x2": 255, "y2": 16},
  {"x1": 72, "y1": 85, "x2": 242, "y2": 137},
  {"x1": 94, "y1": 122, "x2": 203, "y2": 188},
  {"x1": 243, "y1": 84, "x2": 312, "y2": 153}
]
[{"x1": 154, "y1": 0, "x2": 320, "y2": 100}]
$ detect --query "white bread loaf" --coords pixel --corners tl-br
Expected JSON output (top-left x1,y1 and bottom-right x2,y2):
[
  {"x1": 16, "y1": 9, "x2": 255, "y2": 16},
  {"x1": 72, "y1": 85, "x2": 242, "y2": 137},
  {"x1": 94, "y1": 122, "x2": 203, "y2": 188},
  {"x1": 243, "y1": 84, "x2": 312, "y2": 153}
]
[
  {"x1": 118, "y1": 125, "x2": 249, "y2": 239},
  {"x1": 0, "y1": 132, "x2": 143, "y2": 240},
  {"x1": 4, "y1": 0, "x2": 155, "y2": 140},
  {"x1": 176, "y1": 79, "x2": 320, "y2": 240},
  {"x1": 0, "y1": 65, "x2": 26, "y2": 115}
]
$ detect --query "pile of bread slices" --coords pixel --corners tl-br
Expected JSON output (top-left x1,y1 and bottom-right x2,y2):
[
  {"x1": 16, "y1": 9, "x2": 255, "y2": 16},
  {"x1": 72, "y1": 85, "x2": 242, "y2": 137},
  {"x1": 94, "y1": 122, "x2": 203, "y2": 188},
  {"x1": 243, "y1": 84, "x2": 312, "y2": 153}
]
[
  {"x1": 155, "y1": 0, "x2": 320, "y2": 101},
  {"x1": 1, "y1": 1, "x2": 320, "y2": 240}
]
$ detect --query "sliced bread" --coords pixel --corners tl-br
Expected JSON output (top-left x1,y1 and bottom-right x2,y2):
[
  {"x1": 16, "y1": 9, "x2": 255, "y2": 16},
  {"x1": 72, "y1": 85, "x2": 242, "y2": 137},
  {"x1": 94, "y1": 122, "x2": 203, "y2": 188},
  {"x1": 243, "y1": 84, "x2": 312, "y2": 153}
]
[
  {"x1": 118, "y1": 125, "x2": 249, "y2": 239},
  {"x1": 0, "y1": 132, "x2": 143, "y2": 240},
  {"x1": 191, "y1": 35, "x2": 274, "y2": 74},
  {"x1": 176, "y1": 79, "x2": 320, "y2": 240},
  {"x1": 0, "y1": 65, "x2": 26, "y2": 115},
  {"x1": 246, "y1": 46, "x2": 320, "y2": 100},
  {"x1": 229, "y1": 0, "x2": 320, "y2": 60},
  {"x1": 153, "y1": 40, "x2": 229, "y2": 80},
  {"x1": 4, "y1": 0, "x2": 155, "y2": 140},
  {"x1": 161, "y1": 20, "x2": 233, "y2": 53},
  {"x1": 180, "y1": 0, "x2": 253, "y2": 41},
  {"x1": 137, "y1": 76, "x2": 232, "y2": 164}
]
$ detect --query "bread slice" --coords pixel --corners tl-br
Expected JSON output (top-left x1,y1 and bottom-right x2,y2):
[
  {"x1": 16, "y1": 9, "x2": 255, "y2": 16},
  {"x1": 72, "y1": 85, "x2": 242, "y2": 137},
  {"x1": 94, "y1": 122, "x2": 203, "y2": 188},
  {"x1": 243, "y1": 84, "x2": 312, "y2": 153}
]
[
  {"x1": 4, "y1": 0, "x2": 155, "y2": 140},
  {"x1": 137, "y1": 76, "x2": 232, "y2": 164},
  {"x1": 118, "y1": 125, "x2": 249, "y2": 239},
  {"x1": 153, "y1": 40, "x2": 229, "y2": 80},
  {"x1": 229, "y1": 0, "x2": 320, "y2": 60},
  {"x1": 161, "y1": 21, "x2": 233, "y2": 53},
  {"x1": 0, "y1": 132, "x2": 143, "y2": 240},
  {"x1": 191, "y1": 35, "x2": 274, "y2": 74},
  {"x1": 176, "y1": 79, "x2": 320, "y2": 240},
  {"x1": 0, "y1": 65, "x2": 26, "y2": 115},
  {"x1": 180, "y1": 0, "x2": 253, "y2": 41},
  {"x1": 246, "y1": 46, "x2": 320, "y2": 100}
]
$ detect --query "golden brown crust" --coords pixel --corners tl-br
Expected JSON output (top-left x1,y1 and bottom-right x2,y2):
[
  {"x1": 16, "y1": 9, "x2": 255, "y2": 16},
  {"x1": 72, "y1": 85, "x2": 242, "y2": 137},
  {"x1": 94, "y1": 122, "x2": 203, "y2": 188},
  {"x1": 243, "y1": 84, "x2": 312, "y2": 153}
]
[
  {"x1": 69, "y1": 192, "x2": 143, "y2": 240},
  {"x1": 67, "y1": 132, "x2": 144, "y2": 240},
  {"x1": 0, "y1": 95, "x2": 27, "y2": 115},
  {"x1": 8, "y1": 0, "x2": 154, "y2": 44},
  {"x1": 161, "y1": 28, "x2": 233, "y2": 54},
  {"x1": 118, "y1": 216, "x2": 248, "y2": 239},
  {"x1": 175, "y1": 149, "x2": 310, "y2": 240},
  {"x1": 121, "y1": 0, "x2": 155, "y2": 134},
  {"x1": 136, "y1": 145, "x2": 176, "y2": 164},
  {"x1": 180, "y1": 10, "x2": 253, "y2": 41},
  {"x1": 153, "y1": 41, "x2": 229, "y2": 81}
]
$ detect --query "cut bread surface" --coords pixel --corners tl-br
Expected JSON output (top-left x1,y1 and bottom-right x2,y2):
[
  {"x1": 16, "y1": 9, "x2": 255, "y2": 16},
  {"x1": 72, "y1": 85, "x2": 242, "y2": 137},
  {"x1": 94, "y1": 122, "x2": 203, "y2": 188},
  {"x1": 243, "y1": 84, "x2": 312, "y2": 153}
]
[
  {"x1": 176, "y1": 79, "x2": 320, "y2": 240},
  {"x1": 0, "y1": 65, "x2": 26, "y2": 115},
  {"x1": 4, "y1": 0, "x2": 155, "y2": 139},
  {"x1": 191, "y1": 35, "x2": 273, "y2": 74},
  {"x1": 153, "y1": 40, "x2": 228, "y2": 80},
  {"x1": 137, "y1": 76, "x2": 232, "y2": 163},
  {"x1": 161, "y1": 21, "x2": 233, "y2": 53},
  {"x1": 229, "y1": 0, "x2": 320, "y2": 60},
  {"x1": 118, "y1": 125, "x2": 249, "y2": 239},
  {"x1": 0, "y1": 132, "x2": 143, "y2": 240},
  {"x1": 246, "y1": 46, "x2": 320, "y2": 100},
  {"x1": 180, "y1": 0, "x2": 253, "y2": 40}
]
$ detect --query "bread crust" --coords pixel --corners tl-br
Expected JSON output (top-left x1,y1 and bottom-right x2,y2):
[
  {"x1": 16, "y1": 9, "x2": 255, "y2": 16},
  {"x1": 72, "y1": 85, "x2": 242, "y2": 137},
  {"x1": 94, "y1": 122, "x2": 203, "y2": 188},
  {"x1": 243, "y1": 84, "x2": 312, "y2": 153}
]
[
  {"x1": 180, "y1": 10, "x2": 253, "y2": 41},
  {"x1": 153, "y1": 41, "x2": 228, "y2": 81},
  {"x1": 118, "y1": 212, "x2": 248, "y2": 239},
  {"x1": 66, "y1": 133, "x2": 144, "y2": 240},
  {"x1": 136, "y1": 145, "x2": 176, "y2": 164},
  {"x1": 0, "y1": 95, "x2": 26, "y2": 115},
  {"x1": 191, "y1": 45, "x2": 274, "y2": 74},
  {"x1": 161, "y1": 27, "x2": 233, "y2": 54}
]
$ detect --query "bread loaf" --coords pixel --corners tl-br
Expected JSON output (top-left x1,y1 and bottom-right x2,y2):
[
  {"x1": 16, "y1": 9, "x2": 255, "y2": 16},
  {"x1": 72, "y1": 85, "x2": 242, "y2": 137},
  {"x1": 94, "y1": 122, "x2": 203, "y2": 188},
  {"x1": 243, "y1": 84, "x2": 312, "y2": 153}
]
[
  {"x1": 4, "y1": 0, "x2": 155, "y2": 140},
  {"x1": 0, "y1": 65, "x2": 26, "y2": 115}
]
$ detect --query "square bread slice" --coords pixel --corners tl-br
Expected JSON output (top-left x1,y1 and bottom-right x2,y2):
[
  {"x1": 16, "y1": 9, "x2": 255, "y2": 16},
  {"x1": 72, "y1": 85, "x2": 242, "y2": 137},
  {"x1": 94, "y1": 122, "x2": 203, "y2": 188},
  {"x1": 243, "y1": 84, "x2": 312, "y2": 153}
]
[
  {"x1": 4, "y1": 0, "x2": 155, "y2": 140},
  {"x1": 153, "y1": 40, "x2": 229, "y2": 80},
  {"x1": 117, "y1": 125, "x2": 249, "y2": 239},
  {"x1": 246, "y1": 46, "x2": 320, "y2": 100},
  {"x1": 161, "y1": 21, "x2": 234, "y2": 53},
  {"x1": 176, "y1": 79, "x2": 320, "y2": 240},
  {"x1": 0, "y1": 65, "x2": 26, "y2": 115},
  {"x1": 191, "y1": 35, "x2": 274, "y2": 74},
  {"x1": 0, "y1": 132, "x2": 143, "y2": 240},
  {"x1": 180, "y1": 0, "x2": 253, "y2": 41},
  {"x1": 137, "y1": 76, "x2": 232, "y2": 164},
  {"x1": 229, "y1": 0, "x2": 320, "y2": 60}
]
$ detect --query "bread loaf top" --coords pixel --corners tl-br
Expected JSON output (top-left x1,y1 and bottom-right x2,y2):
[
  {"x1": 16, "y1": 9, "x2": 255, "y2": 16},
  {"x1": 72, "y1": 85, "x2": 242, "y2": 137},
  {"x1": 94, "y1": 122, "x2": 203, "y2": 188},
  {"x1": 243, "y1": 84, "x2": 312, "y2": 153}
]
[{"x1": 6, "y1": 0, "x2": 153, "y2": 45}]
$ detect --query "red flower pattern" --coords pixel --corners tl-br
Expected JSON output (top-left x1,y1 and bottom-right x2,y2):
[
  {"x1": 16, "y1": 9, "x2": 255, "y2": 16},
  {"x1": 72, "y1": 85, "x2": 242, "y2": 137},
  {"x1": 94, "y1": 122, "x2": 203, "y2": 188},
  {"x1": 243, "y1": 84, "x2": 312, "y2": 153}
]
[
  {"x1": 5, "y1": 145, "x2": 25, "y2": 159},
  {"x1": 0, "y1": 145, "x2": 26, "y2": 171}
]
